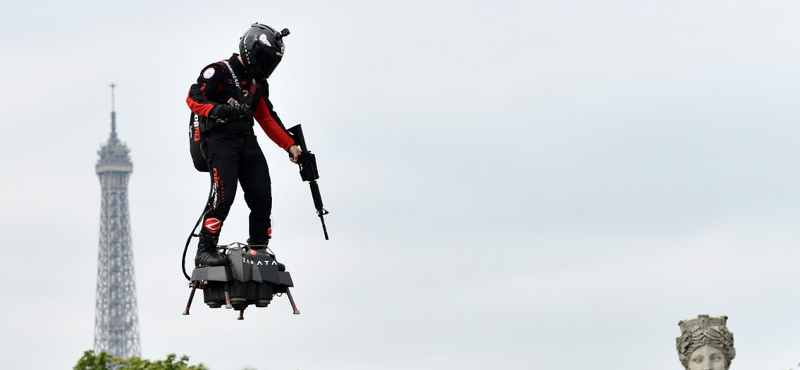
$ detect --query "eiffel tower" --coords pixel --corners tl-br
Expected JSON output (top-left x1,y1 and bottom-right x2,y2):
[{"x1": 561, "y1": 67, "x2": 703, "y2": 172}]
[{"x1": 93, "y1": 84, "x2": 141, "y2": 358}]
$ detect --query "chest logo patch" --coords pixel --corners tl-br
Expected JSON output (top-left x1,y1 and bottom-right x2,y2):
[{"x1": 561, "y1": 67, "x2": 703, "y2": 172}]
[{"x1": 202, "y1": 67, "x2": 215, "y2": 79}]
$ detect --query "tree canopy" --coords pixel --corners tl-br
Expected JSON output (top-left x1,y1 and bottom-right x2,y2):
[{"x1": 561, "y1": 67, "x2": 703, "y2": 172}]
[{"x1": 74, "y1": 350, "x2": 208, "y2": 370}]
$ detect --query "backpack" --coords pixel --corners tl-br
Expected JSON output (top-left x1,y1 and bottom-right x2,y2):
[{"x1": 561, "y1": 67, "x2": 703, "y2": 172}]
[{"x1": 189, "y1": 112, "x2": 209, "y2": 172}]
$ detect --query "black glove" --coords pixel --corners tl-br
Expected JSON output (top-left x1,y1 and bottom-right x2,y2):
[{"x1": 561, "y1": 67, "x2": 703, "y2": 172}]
[
  {"x1": 229, "y1": 99, "x2": 253, "y2": 116},
  {"x1": 210, "y1": 104, "x2": 236, "y2": 120}
]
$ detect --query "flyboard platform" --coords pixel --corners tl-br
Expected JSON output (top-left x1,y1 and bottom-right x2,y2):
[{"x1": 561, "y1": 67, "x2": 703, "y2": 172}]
[{"x1": 182, "y1": 242, "x2": 300, "y2": 320}]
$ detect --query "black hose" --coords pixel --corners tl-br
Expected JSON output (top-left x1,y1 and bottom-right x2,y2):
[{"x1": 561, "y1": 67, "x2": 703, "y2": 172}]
[{"x1": 182, "y1": 179, "x2": 215, "y2": 280}]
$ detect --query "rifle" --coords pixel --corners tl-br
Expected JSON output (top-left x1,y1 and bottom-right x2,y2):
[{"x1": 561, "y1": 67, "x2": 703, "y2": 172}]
[{"x1": 287, "y1": 124, "x2": 329, "y2": 240}]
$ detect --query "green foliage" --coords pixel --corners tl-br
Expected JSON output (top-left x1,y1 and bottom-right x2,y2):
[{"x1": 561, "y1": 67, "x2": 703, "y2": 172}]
[
  {"x1": 74, "y1": 350, "x2": 113, "y2": 370},
  {"x1": 74, "y1": 350, "x2": 208, "y2": 370}
]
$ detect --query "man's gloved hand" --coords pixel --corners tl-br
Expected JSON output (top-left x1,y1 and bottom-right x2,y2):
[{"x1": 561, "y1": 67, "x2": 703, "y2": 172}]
[
  {"x1": 288, "y1": 145, "x2": 302, "y2": 164},
  {"x1": 209, "y1": 104, "x2": 236, "y2": 120},
  {"x1": 210, "y1": 98, "x2": 252, "y2": 121},
  {"x1": 228, "y1": 98, "x2": 250, "y2": 114}
]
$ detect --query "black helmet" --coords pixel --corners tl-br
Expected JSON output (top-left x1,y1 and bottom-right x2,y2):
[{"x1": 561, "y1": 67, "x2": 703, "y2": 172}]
[{"x1": 239, "y1": 23, "x2": 290, "y2": 81}]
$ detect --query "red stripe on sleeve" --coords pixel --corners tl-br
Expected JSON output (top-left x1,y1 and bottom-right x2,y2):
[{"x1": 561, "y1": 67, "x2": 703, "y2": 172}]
[
  {"x1": 186, "y1": 90, "x2": 215, "y2": 117},
  {"x1": 253, "y1": 98, "x2": 295, "y2": 150}
]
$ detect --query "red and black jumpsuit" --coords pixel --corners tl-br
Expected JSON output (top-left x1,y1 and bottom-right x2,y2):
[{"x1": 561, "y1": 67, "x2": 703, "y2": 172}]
[{"x1": 186, "y1": 53, "x2": 295, "y2": 242}]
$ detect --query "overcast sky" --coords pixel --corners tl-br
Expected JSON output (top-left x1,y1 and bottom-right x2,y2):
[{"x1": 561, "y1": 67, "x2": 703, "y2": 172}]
[{"x1": 2, "y1": 1, "x2": 800, "y2": 369}]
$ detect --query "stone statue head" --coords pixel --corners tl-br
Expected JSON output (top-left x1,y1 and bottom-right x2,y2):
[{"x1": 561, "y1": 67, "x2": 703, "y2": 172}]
[{"x1": 676, "y1": 315, "x2": 735, "y2": 370}]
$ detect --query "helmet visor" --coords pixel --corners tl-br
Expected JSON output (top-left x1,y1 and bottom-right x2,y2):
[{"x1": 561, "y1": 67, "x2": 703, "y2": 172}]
[{"x1": 254, "y1": 47, "x2": 281, "y2": 78}]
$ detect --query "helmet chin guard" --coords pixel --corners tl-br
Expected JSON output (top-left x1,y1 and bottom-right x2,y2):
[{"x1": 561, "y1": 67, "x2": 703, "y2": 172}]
[{"x1": 239, "y1": 23, "x2": 290, "y2": 81}]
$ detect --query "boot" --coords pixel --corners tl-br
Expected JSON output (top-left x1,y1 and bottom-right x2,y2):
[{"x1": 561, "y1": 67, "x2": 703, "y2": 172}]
[
  {"x1": 247, "y1": 238, "x2": 284, "y2": 271},
  {"x1": 195, "y1": 235, "x2": 228, "y2": 267},
  {"x1": 246, "y1": 238, "x2": 269, "y2": 250}
]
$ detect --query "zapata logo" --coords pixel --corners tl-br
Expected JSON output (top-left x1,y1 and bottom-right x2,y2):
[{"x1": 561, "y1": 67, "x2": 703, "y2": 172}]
[
  {"x1": 204, "y1": 217, "x2": 222, "y2": 233},
  {"x1": 249, "y1": 249, "x2": 258, "y2": 257},
  {"x1": 259, "y1": 34, "x2": 271, "y2": 47}
]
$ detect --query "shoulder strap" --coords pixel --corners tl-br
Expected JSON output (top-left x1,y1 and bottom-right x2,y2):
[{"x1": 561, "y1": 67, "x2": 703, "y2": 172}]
[
  {"x1": 246, "y1": 82, "x2": 263, "y2": 108},
  {"x1": 222, "y1": 60, "x2": 248, "y2": 104}
]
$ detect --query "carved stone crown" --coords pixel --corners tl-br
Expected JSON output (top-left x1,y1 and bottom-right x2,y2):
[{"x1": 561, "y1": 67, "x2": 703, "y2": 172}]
[{"x1": 678, "y1": 314, "x2": 728, "y2": 332}]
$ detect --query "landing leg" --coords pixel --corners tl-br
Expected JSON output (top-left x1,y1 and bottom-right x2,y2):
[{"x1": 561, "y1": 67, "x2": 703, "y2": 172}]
[
  {"x1": 182, "y1": 282, "x2": 199, "y2": 315},
  {"x1": 224, "y1": 283, "x2": 232, "y2": 309},
  {"x1": 285, "y1": 287, "x2": 300, "y2": 315}
]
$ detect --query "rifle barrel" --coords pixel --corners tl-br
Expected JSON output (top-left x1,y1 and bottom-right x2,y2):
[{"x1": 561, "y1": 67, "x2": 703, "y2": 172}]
[{"x1": 320, "y1": 213, "x2": 329, "y2": 240}]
